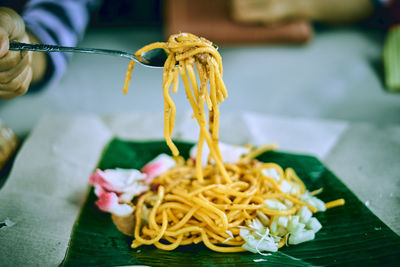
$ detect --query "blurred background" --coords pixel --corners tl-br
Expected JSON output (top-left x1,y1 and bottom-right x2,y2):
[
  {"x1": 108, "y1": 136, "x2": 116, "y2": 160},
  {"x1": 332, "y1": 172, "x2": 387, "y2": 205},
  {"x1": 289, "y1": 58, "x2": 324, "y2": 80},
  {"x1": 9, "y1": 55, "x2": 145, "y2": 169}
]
[{"x1": 0, "y1": 0, "x2": 399, "y2": 137}]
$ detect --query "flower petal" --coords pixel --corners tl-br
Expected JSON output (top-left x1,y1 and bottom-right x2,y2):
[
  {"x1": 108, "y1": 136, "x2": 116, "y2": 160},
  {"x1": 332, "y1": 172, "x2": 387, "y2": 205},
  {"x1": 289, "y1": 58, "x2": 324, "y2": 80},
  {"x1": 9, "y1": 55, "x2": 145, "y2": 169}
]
[
  {"x1": 88, "y1": 169, "x2": 117, "y2": 192},
  {"x1": 95, "y1": 191, "x2": 133, "y2": 216},
  {"x1": 142, "y1": 154, "x2": 176, "y2": 183},
  {"x1": 101, "y1": 168, "x2": 146, "y2": 192}
]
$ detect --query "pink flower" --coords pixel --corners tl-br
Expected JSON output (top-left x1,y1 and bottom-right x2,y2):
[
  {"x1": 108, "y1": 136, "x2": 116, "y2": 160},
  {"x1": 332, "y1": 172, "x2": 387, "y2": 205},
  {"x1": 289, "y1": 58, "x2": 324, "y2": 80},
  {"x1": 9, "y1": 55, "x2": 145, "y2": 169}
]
[
  {"x1": 88, "y1": 154, "x2": 176, "y2": 215},
  {"x1": 89, "y1": 170, "x2": 117, "y2": 192},
  {"x1": 95, "y1": 191, "x2": 133, "y2": 216},
  {"x1": 88, "y1": 168, "x2": 149, "y2": 214},
  {"x1": 141, "y1": 154, "x2": 176, "y2": 184}
]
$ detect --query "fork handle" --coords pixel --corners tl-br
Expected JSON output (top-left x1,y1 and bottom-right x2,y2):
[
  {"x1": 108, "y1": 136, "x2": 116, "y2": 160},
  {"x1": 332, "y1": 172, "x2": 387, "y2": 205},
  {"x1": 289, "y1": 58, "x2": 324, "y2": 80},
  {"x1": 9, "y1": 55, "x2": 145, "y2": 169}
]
[{"x1": 8, "y1": 41, "x2": 136, "y2": 61}]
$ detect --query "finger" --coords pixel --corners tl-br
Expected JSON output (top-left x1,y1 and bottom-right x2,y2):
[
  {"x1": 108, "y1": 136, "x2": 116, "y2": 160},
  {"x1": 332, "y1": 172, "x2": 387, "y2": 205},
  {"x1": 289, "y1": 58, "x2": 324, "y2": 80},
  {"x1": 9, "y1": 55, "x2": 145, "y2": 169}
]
[
  {"x1": 0, "y1": 28, "x2": 9, "y2": 58},
  {"x1": 19, "y1": 31, "x2": 30, "y2": 43},
  {"x1": 14, "y1": 66, "x2": 32, "y2": 97},
  {"x1": 0, "y1": 63, "x2": 31, "y2": 92},
  {"x1": 0, "y1": 66, "x2": 32, "y2": 99},
  {"x1": 0, "y1": 50, "x2": 30, "y2": 83},
  {"x1": 0, "y1": 7, "x2": 26, "y2": 41},
  {"x1": 0, "y1": 90, "x2": 16, "y2": 99},
  {"x1": 0, "y1": 87, "x2": 19, "y2": 99},
  {"x1": 0, "y1": 49, "x2": 22, "y2": 71}
]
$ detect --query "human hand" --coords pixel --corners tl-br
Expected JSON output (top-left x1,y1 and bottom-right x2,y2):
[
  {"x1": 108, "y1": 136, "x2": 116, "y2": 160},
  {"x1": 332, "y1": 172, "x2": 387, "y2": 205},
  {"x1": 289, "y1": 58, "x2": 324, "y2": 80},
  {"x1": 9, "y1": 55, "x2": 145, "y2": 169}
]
[{"x1": 0, "y1": 7, "x2": 32, "y2": 99}]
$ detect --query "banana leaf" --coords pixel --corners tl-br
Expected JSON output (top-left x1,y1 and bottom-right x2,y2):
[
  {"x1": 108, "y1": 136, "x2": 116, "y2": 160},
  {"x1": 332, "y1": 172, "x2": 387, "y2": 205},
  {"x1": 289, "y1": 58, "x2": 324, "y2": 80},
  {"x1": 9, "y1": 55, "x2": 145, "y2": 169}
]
[{"x1": 62, "y1": 138, "x2": 400, "y2": 266}]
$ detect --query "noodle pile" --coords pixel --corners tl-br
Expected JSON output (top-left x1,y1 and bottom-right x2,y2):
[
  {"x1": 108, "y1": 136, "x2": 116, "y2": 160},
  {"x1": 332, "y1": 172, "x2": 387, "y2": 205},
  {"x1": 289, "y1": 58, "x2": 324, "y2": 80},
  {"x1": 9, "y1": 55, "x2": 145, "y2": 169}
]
[
  {"x1": 132, "y1": 153, "x2": 317, "y2": 252},
  {"x1": 118, "y1": 33, "x2": 344, "y2": 253}
]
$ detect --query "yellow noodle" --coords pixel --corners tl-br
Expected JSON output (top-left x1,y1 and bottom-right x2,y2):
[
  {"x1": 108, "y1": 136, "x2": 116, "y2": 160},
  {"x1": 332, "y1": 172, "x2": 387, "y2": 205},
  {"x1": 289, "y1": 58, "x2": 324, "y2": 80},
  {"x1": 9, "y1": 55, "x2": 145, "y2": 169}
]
[
  {"x1": 325, "y1": 198, "x2": 345, "y2": 209},
  {"x1": 154, "y1": 234, "x2": 183, "y2": 250},
  {"x1": 241, "y1": 143, "x2": 278, "y2": 161},
  {"x1": 135, "y1": 34, "x2": 228, "y2": 182},
  {"x1": 122, "y1": 60, "x2": 135, "y2": 94}
]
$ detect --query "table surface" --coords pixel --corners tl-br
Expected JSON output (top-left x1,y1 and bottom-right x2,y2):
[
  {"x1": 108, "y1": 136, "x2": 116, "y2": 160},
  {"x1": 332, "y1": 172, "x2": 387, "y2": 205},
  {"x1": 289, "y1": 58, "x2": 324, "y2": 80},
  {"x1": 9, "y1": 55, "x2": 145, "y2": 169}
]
[
  {"x1": 0, "y1": 112, "x2": 399, "y2": 266},
  {"x1": 0, "y1": 26, "x2": 399, "y2": 136}
]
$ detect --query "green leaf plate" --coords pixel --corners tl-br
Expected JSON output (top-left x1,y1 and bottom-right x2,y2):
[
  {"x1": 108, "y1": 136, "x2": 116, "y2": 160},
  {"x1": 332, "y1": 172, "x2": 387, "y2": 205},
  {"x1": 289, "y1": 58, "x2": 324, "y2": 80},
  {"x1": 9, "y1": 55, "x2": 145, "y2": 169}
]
[{"x1": 62, "y1": 138, "x2": 400, "y2": 266}]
